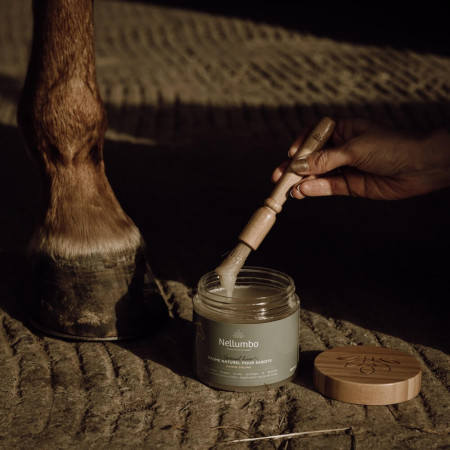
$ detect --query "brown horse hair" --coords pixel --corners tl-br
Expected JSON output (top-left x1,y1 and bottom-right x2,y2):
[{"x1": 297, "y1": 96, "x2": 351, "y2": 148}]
[{"x1": 17, "y1": 0, "x2": 141, "y2": 259}]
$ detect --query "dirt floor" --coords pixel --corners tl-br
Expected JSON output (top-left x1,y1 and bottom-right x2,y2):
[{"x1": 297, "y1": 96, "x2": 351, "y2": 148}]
[{"x1": 0, "y1": 0, "x2": 449, "y2": 448}]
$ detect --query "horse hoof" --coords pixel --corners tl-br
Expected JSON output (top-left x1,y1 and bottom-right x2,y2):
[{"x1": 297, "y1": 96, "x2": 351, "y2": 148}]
[{"x1": 26, "y1": 242, "x2": 168, "y2": 340}]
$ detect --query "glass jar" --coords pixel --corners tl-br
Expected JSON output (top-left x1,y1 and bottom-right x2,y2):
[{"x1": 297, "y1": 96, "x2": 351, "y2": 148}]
[{"x1": 193, "y1": 266, "x2": 300, "y2": 392}]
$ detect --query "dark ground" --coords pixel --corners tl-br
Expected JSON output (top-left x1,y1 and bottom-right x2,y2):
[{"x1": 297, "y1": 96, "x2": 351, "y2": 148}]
[
  {"x1": 0, "y1": 0, "x2": 449, "y2": 448},
  {"x1": 151, "y1": 1, "x2": 450, "y2": 56}
]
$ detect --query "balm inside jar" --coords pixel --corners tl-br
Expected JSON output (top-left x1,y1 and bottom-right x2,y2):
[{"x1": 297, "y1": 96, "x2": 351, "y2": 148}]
[{"x1": 193, "y1": 267, "x2": 300, "y2": 392}]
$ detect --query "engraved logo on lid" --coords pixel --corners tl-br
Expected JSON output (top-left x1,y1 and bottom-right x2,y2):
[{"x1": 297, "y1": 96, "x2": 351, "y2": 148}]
[{"x1": 337, "y1": 355, "x2": 401, "y2": 375}]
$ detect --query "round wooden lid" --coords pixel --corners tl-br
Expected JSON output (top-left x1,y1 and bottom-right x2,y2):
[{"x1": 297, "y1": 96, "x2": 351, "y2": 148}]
[{"x1": 313, "y1": 346, "x2": 422, "y2": 405}]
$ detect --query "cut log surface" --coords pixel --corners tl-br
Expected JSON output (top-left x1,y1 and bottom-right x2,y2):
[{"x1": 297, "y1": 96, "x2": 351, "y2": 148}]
[{"x1": 0, "y1": 1, "x2": 449, "y2": 448}]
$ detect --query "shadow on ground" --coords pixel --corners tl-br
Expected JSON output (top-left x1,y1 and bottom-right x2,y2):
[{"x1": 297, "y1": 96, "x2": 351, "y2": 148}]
[
  {"x1": 117, "y1": 317, "x2": 195, "y2": 378},
  {"x1": 293, "y1": 350, "x2": 321, "y2": 391},
  {"x1": 1, "y1": 91, "x2": 449, "y2": 360},
  {"x1": 127, "y1": 0, "x2": 450, "y2": 56}
]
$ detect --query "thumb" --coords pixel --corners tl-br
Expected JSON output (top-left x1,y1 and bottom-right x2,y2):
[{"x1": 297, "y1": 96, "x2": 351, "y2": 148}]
[{"x1": 290, "y1": 146, "x2": 349, "y2": 176}]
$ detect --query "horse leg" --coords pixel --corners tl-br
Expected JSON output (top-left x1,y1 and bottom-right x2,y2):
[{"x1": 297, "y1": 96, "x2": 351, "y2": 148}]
[{"x1": 17, "y1": 0, "x2": 167, "y2": 340}]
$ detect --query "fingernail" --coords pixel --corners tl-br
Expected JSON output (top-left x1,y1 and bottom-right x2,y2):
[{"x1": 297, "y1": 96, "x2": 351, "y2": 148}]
[
  {"x1": 291, "y1": 157, "x2": 309, "y2": 173},
  {"x1": 289, "y1": 189, "x2": 295, "y2": 198}
]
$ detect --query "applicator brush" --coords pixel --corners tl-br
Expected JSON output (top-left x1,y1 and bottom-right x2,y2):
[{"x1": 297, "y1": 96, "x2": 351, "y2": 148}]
[{"x1": 216, "y1": 116, "x2": 336, "y2": 295}]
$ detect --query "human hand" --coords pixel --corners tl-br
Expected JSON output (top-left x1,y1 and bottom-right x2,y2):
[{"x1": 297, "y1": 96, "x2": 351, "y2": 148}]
[{"x1": 272, "y1": 118, "x2": 450, "y2": 200}]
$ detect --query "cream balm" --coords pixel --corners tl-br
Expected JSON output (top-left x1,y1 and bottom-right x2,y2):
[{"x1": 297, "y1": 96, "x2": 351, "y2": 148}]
[{"x1": 193, "y1": 267, "x2": 300, "y2": 391}]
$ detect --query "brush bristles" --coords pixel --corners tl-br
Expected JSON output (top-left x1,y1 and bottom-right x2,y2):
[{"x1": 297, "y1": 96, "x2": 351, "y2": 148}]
[{"x1": 215, "y1": 242, "x2": 252, "y2": 296}]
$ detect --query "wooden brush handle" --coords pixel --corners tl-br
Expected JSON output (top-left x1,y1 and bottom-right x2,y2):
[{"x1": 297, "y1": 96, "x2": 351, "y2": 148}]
[{"x1": 239, "y1": 117, "x2": 336, "y2": 250}]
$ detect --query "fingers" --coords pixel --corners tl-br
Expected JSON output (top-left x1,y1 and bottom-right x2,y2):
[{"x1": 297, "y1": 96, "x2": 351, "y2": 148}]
[
  {"x1": 271, "y1": 160, "x2": 290, "y2": 183},
  {"x1": 288, "y1": 134, "x2": 305, "y2": 158},
  {"x1": 289, "y1": 174, "x2": 316, "y2": 199},
  {"x1": 291, "y1": 170, "x2": 358, "y2": 198},
  {"x1": 277, "y1": 118, "x2": 386, "y2": 193},
  {"x1": 290, "y1": 146, "x2": 350, "y2": 176},
  {"x1": 274, "y1": 142, "x2": 352, "y2": 185},
  {"x1": 289, "y1": 117, "x2": 383, "y2": 157},
  {"x1": 291, "y1": 169, "x2": 374, "y2": 198},
  {"x1": 293, "y1": 177, "x2": 349, "y2": 197}
]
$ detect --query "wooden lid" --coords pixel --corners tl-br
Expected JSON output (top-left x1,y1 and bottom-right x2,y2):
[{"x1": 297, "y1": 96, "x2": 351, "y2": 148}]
[{"x1": 313, "y1": 346, "x2": 422, "y2": 405}]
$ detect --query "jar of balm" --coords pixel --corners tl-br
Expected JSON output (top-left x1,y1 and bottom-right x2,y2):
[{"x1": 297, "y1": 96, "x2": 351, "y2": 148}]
[{"x1": 193, "y1": 267, "x2": 300, "y2": 391}]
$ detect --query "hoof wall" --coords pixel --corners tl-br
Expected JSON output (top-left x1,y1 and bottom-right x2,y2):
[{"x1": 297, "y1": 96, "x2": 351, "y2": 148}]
[{"x1": 26, "y1": 246, "x2": 168, "y2": 340}]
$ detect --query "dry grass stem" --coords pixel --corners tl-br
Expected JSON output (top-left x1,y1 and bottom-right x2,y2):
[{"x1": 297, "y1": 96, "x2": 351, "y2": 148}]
[{"x1": 217, "y1": 426, "x2": 352, "y2": 444}]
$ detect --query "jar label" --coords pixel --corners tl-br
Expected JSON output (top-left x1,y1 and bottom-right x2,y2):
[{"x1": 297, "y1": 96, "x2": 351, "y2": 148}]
[{"x1": 194, "y1": 310, "x2": 299, "y2": 388}]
